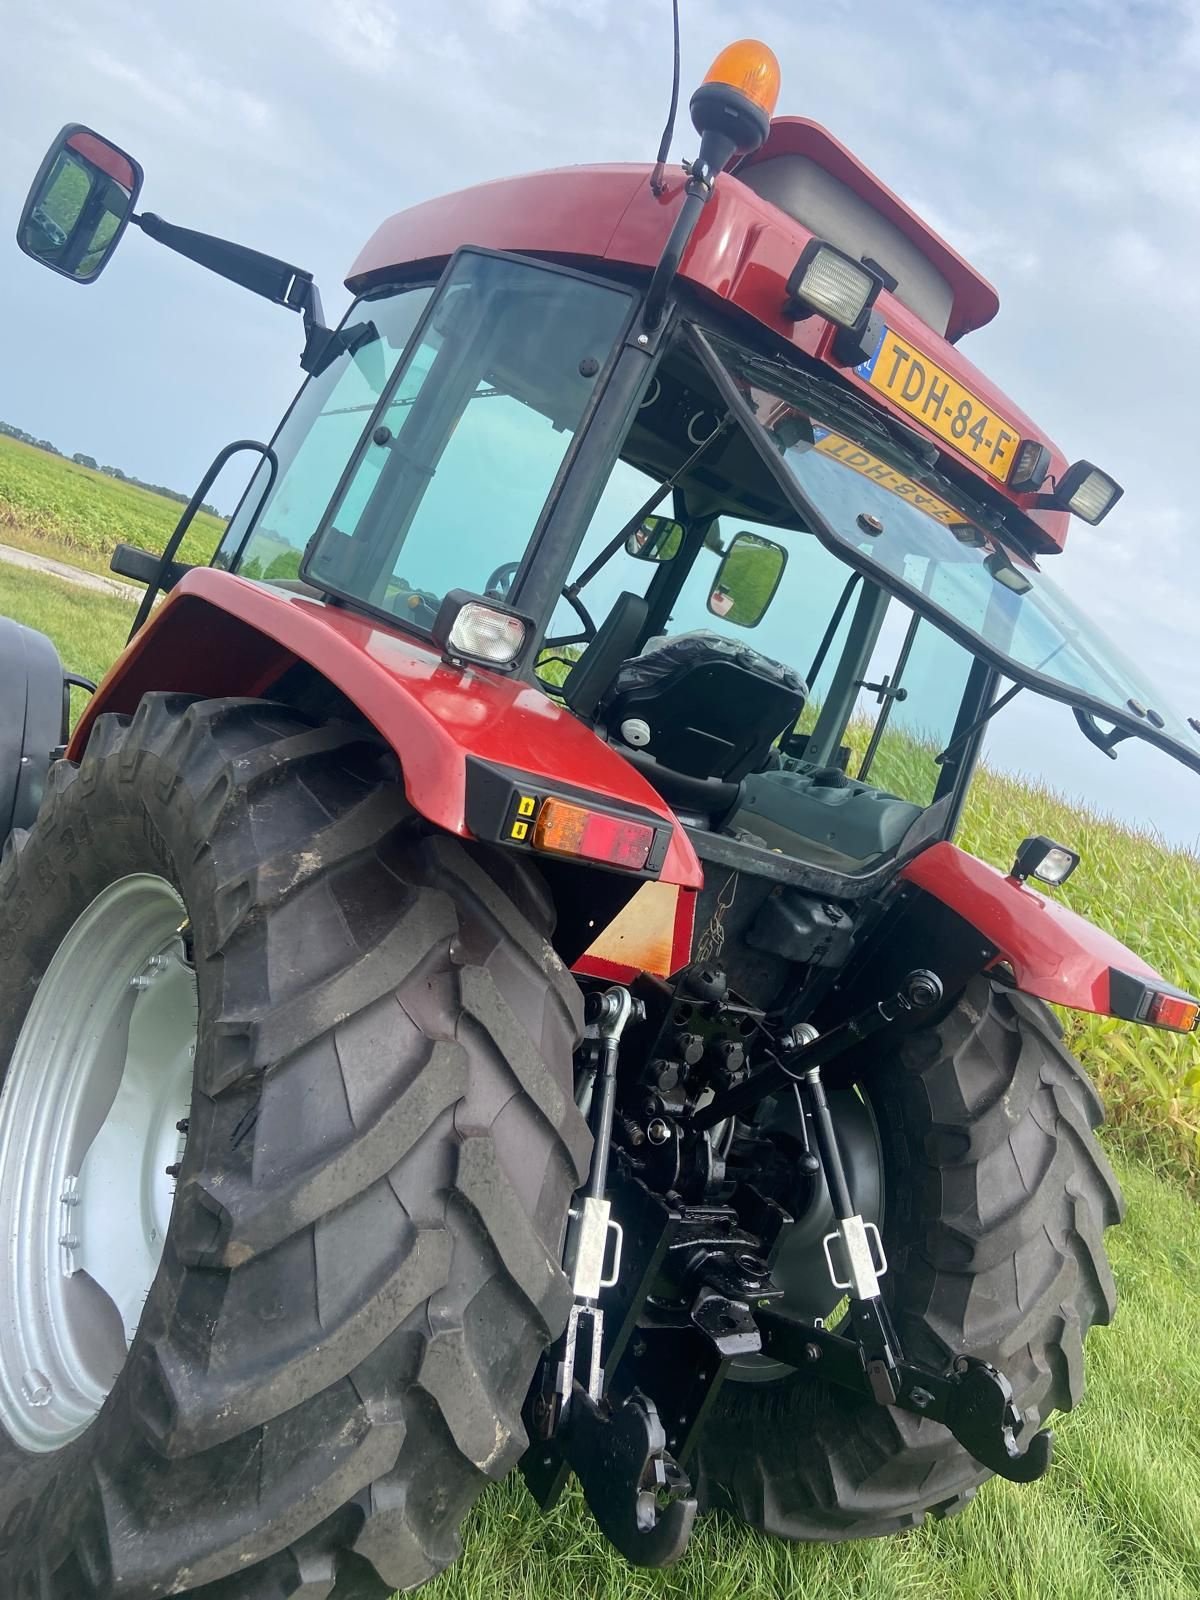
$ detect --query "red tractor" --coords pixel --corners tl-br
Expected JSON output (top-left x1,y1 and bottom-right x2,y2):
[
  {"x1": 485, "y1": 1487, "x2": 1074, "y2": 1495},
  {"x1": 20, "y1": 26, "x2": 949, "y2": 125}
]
[{"x1": 2, "y1": 37, "x2": 1198, "y2": 1599}]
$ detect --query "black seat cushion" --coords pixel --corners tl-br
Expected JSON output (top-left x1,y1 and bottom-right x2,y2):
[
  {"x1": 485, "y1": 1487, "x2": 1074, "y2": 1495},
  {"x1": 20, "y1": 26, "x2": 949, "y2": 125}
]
[{"x1": 605, "y1": 631, "x2": 807, "y2": 784}]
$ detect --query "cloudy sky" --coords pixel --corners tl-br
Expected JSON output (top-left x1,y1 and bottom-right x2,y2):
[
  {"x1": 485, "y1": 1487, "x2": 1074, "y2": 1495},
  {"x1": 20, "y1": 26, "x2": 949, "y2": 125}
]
[{"x1": 1, "y1": 0, "x2": 1198, "y2": 848}]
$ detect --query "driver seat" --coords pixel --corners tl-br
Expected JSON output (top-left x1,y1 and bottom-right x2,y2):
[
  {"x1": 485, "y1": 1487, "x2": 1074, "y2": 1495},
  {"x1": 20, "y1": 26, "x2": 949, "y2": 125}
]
[{"x1": 604, "y1": 631, "x2": 807, "y2": 785}]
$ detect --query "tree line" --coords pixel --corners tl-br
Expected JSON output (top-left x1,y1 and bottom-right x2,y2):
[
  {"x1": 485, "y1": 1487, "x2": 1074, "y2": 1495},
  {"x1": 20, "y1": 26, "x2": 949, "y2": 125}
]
[{"x1": 0, "y1": 420, "x2": 221, "y2": 517}]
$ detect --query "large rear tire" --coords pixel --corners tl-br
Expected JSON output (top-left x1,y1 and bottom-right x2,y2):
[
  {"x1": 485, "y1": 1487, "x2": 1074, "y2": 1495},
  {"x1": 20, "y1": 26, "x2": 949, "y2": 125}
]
[
  {"x1": 692, "y1": 977, "x2": 1123, "y2": 1540},
  {"x1": 0, "y1": 694, "x2": 590, "y2": 1598}
]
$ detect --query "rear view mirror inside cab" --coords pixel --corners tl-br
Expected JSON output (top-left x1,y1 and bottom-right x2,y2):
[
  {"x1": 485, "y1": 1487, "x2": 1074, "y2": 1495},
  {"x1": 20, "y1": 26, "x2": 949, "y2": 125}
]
[
  {"x1": 18, "y1": 125, "x2": 143, "y2": 283},
  {"x1": 625, "y1": 515, "x2": 684, "y2": 562},
  {"x1": 707, "y1": 530, "x2": 787, "y2": 626}
]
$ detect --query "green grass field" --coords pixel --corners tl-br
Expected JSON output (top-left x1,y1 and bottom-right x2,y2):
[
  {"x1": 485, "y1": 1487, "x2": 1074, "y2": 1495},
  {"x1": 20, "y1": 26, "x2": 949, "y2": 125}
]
[
  {"x1": 0, "y1": 432, "x2": 225, "y2": 575},
  {"x1": 2, "y1": 530, "x2": 1199, "y2": 1597}
]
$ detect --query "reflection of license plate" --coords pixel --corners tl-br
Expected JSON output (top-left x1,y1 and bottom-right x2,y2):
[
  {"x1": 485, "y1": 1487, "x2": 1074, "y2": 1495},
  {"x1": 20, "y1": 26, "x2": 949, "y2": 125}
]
[{"x1": 857, "y1": 327, "x2": 1020, "y2": 483}]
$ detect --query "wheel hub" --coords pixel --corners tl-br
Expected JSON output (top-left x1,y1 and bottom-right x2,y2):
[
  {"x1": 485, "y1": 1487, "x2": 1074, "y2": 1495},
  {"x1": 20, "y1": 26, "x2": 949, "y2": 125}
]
[{"x1": 0, "y1": 874, "x2": 196, "y2": 1452}]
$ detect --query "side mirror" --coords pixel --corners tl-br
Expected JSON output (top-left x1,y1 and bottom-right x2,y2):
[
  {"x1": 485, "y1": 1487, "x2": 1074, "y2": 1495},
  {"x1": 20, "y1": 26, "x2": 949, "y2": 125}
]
[
  {"x1": 17, "y1": 125, "x2": 143, "y2": 283},
  {"x1": 707, "y1": 530, "x2": 787, "y2": 627},
  {"x1": 625, "y1": 515, "x2": 684, "y2": 562}
]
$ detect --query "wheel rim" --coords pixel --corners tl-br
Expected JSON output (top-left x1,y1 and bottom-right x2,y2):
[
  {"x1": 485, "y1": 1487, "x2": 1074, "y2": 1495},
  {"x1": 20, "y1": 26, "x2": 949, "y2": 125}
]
[{"x1": 0, "y1": 874, "x2": 196, "y2": 1452}]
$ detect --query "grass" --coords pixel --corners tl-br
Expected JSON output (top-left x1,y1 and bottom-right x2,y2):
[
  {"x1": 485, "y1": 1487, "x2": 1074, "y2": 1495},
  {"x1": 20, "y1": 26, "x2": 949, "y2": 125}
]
[
  {"x1": 0, "y1": 433, "x2": 225, "y2": 575},
  {"x1": 0, "y1": 560, "x2": 135, "y2": 690},
  {"x1": 3, "y1": 545, "x2": 1200, "y2": 1598}
]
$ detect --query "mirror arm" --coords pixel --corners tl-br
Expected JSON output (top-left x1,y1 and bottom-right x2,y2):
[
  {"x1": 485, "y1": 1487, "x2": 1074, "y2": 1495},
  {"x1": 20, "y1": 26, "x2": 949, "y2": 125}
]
[{"x1": 133, "y1": 211, "x2": 346, "y2": 372}]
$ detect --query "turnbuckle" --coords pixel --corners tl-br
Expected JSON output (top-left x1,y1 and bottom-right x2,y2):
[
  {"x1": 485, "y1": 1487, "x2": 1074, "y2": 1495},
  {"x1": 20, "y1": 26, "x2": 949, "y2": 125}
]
[{"x1": 556, "y1": 986, "x2": 642, "y2": 1412}]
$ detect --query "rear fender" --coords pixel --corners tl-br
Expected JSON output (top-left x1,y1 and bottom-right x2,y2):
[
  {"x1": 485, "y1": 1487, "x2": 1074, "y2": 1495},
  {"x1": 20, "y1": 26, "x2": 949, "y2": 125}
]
[
  {"x1": 67, "y1": 569, "x2": 704, "y2": 903},
  {"x1": 1, "y1": 617, "x2": 66, "y2": 838},
  {"x1": 900, "y1": 841, "x2": 1188, "y2": 1021}
]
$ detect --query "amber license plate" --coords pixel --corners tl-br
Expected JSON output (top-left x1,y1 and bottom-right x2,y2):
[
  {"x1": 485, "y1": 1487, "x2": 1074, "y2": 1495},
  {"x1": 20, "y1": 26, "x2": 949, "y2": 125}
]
[{"x1": 858, "y1": 327, "x2": 1020, "y2": 483}]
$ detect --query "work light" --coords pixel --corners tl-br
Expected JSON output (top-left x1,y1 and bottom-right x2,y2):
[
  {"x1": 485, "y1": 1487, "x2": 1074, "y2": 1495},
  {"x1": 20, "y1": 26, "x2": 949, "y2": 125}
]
[
  {"x1": 1039, "y1": 460, "x2": 1124, "y2": 525},
  {"x1": 431, "y1": 590, "x2": 530, "y2": 669},
  {"x1": 1009, "y1": 835, "x2": 1080, "y2": 886},
  {"x1": 785, "y1": 240, "x2": 882, "y2": 331},
  {"x1": 1008, "y1": 439, "x2": 1051, "y2": 492},
  {"x1": 985, "y1": 549, "x2": 1032, "y2": 594}
]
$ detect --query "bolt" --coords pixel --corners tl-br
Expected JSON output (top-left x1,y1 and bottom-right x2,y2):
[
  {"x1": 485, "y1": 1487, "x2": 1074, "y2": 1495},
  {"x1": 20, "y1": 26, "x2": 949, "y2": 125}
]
[
  {"x1": 646, "y1": 1118, "x2": 671, "y2": 1146},
  {"x1": 735, "y1": 1252, "x2": 762, "y2": 1274},
  {"x1": 164, "y1": 1163, "x2": 182, "y2": 1180},
  {"x1": 578, "y1": 356, "x2": 600, "y2": 377},
  {"x1": 21, "y1": 1369, "x2": 52, "y2": 1407},
  {"x1": 58, "y1": 1233, "x2": 79, "y2": 1249},
  {"x1": 757, "y1": 1298, "x2": 771, "y2": 1309},
  {"x1": 909, "y1": 1386, "x2": 934, "y2": 1410},
  {"x1": 60, "y1": 1190, "x2": 79, "y2": 1207},
  {"x1": 637, "y1": 333, "x2": 650, "y2": 346},
  {"x1": 130, "y1": 953, "x2": 168, "y2": 990},
  {"x1": 175, "y1": 1118, "x2": 190, "y2": 1134},
  {"x1": 804, "y1": 1342, "x2": 822, "y2": 1363},
  {"x1": 954, "y1": 1356, "x2": 970, "y2": 1375}
]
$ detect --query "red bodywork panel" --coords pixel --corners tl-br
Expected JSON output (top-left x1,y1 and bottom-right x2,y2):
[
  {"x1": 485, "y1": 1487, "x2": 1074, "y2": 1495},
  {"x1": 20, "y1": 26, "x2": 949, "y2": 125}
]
[
  {"x1": 900, "y1": 841, "x2": 1161, "y2": 1014},
  {"x1": 67, "y1": 569, "x2": 704, "y2": 890},
  {"x1": 348, "y1": 130, "x2": 1070, "y2": 550}
]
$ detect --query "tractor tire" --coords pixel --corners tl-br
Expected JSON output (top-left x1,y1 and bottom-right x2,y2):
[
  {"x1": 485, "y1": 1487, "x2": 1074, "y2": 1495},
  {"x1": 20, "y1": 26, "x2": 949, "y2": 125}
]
[
  {"x1": 0, "y1": 694, "x2": 590, "y2": 1598},
  {"x1": 692, "y1": 976, "x2": 1123, "y2": 1540}
]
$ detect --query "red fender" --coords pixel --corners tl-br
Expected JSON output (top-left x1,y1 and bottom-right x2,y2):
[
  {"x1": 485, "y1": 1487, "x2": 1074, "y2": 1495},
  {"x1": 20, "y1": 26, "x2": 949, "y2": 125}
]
[
  {"x1": 68, "y1": 568, "x2": 703, "y2": 890},
  {"x1": 899, "y1": 840, "x2": 1170, "y2": 1017}
]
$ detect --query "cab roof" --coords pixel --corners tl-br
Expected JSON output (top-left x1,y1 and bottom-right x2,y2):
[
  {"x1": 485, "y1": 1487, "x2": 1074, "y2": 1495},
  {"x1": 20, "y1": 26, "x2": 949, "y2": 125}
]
[{"x1": 347, "y1": 122, "x2": 1069, "y2": 552}]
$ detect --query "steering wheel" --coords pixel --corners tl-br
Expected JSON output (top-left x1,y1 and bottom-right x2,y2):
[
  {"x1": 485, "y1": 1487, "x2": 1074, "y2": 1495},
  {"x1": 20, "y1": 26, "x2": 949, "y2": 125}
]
[
  {"x1": 483, "y1": 560, "x2": 597, "y2": 647},
  {"x1": 484, "y1": 560, "x2": 521, "y2": 601}
]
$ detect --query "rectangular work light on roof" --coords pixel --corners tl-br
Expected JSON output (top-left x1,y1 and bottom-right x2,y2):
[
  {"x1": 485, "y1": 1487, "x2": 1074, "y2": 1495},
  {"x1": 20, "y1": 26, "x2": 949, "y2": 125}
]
[
  {"x1": 1037, "y1": 460, "x2": 1124, "y2": 525},
  {"x1": 784, "y1": 239, "x2": 882, "y2": 331}
]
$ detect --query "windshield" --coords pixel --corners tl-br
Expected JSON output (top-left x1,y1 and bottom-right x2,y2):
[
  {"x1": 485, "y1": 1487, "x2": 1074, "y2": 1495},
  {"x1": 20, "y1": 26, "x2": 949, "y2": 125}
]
[{"x1": 694, "y1": 327, "x2": 1200, "y2": 779}]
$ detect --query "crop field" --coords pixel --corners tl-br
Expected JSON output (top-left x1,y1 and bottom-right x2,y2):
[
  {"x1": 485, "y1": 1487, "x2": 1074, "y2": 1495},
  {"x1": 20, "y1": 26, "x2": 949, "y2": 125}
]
[
  {"x1": 2, "y1": 460, "x2": 1199, "y2": 1597},
  {"x1": 0, "y1": 432, "x2": 225, "y2": 574}
]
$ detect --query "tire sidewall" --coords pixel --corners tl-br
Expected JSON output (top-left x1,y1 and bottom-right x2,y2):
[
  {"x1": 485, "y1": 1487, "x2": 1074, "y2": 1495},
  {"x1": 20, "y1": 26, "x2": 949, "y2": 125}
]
[{"x1": 0, "y1": 718, "x2": 234, "y2": 1577}]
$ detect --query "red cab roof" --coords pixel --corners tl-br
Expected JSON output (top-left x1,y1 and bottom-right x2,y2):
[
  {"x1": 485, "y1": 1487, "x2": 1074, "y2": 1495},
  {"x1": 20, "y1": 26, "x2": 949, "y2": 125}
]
[{"x1": 737, "y1": 119, "x2": 1000, "y2": 344}]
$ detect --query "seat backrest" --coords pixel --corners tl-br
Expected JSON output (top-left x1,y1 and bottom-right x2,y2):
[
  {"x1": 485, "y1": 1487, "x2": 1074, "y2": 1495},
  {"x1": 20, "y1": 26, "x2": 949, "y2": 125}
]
[
  {"x1": 607, "y1": 637, "x2": 806, "y2": 783},
  {"x1": 562, "y1": 592, "x2": 650, "y2": 718}
]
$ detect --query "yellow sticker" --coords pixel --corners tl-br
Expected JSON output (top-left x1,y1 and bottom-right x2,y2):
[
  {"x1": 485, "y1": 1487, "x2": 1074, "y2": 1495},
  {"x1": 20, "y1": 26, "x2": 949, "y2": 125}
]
[
  {"x1": 858, "y1": 327, "x2": 1020, "y2": 484},
  {"x1": 812, "y1": 430, "x2": 969, "y2": 528},
  {"x1": 510, "y1": 820, "x2": 529, "y2": 841},
  {"x1": 517, "y1": 795, "x2": 536, "y2": 818}
]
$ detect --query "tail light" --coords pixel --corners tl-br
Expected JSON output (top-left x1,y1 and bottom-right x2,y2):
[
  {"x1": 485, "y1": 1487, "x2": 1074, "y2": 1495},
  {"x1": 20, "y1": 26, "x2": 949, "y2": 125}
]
[
  {"x1": 534, "y1": 798, "x2": 656, "y2": 871},
  {"x1": 1146, "y1": 992, "x2": 1200, "y2": 1034}
]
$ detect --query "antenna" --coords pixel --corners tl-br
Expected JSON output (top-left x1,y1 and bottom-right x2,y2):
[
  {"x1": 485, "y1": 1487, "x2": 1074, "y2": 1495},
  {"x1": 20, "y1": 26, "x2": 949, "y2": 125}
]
[{"x1": 649, "y1": 0, "x2": 681, "y2": 196}]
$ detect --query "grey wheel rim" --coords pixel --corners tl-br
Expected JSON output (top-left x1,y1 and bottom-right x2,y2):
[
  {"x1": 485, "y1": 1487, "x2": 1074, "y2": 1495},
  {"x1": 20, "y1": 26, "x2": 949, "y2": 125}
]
[{"x1": 0, "y1": 874, "x2": 196, "y2": 1452}]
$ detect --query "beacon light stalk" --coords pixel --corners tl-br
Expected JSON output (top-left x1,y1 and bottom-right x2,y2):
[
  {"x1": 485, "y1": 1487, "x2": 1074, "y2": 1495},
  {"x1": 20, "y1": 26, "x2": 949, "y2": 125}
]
[{"x1": 643, "y1": 39, "x2": 781, "y2": 331}]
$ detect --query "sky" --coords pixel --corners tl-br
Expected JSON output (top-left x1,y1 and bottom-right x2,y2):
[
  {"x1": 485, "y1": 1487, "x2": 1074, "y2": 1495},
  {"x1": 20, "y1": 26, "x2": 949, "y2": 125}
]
[{"x1": 0, "y1": 0, "x2": 1198, "y2": 850}]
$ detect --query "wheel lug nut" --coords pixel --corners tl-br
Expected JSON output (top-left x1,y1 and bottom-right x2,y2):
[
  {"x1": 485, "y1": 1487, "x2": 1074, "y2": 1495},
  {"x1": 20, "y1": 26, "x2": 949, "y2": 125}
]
[
  {"x1": 58, "y1": 1233, "x2": 79, "y2": 1249},
  {"x1": 164, "y1": 1163, "x2": 182, "y2": 1179},
  {"x1": 175, "y1": 1119, "x2": 190, "y2": 1134}
]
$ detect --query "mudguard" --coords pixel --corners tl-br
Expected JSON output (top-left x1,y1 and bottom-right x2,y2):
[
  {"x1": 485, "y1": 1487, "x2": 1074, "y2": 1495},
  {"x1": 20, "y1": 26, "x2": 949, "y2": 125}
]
[
  {"x1": 0, "y1": 616, "x2": 65, "y2": 838},
  {"x1": 900, "y1": 840, "x2": 1186, "y2": 1021},
  {"x1": 67, "y1": 567, "x2": 704, "y2": 891}
]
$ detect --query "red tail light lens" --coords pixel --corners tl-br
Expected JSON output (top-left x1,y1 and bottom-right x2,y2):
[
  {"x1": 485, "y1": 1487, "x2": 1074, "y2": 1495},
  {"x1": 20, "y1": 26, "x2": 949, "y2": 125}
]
[
  {"x1": 534, "y1": 799, "x2": 655, "y2": 870},
  {"x1": 1147, "y1": 992, "x2": 1200, "y2": 1033}
]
